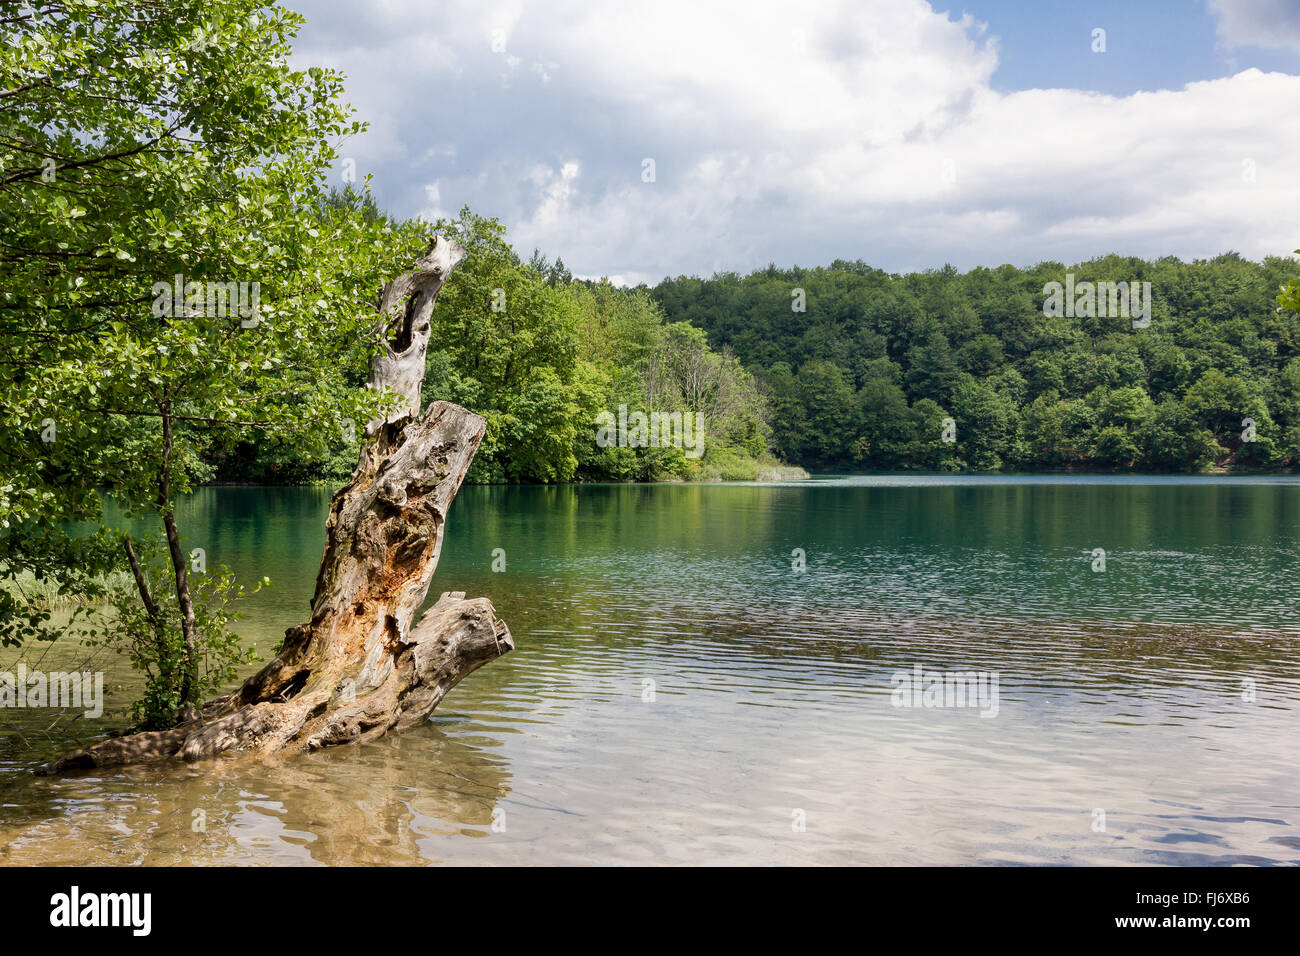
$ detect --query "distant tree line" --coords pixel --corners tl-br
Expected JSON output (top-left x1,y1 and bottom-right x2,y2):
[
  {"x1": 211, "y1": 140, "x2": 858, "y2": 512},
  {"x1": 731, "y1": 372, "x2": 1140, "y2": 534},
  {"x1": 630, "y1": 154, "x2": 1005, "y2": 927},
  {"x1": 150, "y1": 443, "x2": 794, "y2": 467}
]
[
  {"x1": 210, "y1": 190, "x2": 1300, "y2": 480},
  {"x1": 651, "y1": 254, "x2": 1300, "y2": 471}
]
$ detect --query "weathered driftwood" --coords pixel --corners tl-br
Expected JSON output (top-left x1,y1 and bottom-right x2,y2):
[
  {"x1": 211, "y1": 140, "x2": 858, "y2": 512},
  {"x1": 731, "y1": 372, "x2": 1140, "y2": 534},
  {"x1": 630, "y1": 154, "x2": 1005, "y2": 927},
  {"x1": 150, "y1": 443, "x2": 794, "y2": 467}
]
[{"x1": 39, "y1": 237, "x2": 513, "y2": 775}]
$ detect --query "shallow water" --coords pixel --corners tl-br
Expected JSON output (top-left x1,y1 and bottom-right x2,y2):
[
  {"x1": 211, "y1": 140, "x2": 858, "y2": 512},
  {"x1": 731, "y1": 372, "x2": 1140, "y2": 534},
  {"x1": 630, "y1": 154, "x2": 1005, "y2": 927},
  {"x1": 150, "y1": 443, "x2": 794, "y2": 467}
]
[{"x1": 2, "y1": 476, "x2": 1299, "y2": 865}]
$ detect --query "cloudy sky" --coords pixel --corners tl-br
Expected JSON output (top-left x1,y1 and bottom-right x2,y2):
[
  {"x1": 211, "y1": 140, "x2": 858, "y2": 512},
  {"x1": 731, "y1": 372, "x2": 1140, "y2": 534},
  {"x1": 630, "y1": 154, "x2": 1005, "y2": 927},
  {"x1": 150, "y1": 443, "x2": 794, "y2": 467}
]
[{"x1": 288, "y1": 0, "x2": 1300, "y2": 284}]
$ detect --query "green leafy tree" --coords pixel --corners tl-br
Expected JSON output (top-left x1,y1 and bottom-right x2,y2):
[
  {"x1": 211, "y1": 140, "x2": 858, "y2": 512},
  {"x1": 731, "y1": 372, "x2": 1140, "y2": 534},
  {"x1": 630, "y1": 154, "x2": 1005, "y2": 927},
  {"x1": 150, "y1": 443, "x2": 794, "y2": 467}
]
[
  {"x1": 1138, "y1": 398, "x2": 1219, "y2": 471},
  {"x1": 950, "y1": 376, "x2": 1020, "y2": 470},
  {"x1": 795, "y1": 361, "x2": 858, "y2": 469},
  {"x1": 0, "y1": 0, "x2": 419, "y2": 721},
  {"x1": 421, "y1": 207, "x2": 600, "y2": 482},
  {"x1": 1184, "y1": 370, "x2": 1277, "y2": 465}
]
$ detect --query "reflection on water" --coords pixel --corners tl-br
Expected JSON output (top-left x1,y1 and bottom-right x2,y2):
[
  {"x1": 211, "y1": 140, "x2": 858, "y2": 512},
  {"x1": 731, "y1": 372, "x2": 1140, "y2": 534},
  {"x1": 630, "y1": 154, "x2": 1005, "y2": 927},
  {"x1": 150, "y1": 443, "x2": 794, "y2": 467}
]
[{"x1": 2, "y1": 477, "x2": 1299, "y2": 864}]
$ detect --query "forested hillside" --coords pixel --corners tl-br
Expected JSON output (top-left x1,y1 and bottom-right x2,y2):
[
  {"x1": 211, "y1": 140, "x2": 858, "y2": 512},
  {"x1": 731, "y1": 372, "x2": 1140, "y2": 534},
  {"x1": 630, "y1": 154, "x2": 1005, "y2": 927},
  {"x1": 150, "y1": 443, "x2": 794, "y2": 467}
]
[
  {"x1": 205, "y1": 198, "x2": 778, "y2": 484},
  {"x1": 652, "y1": 254, "x2": 1300, "y2": 471},
  {"x1": 201, "y1": 189, "x2": 1300, "y2": 481}
]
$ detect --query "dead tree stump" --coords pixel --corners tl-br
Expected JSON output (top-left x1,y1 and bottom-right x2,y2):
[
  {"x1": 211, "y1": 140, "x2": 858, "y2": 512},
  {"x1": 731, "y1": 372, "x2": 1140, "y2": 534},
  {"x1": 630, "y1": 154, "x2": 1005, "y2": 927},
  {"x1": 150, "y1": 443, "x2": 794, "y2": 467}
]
[{"x1": 40, "y1": 237, "x2": 513, "y2": 774}]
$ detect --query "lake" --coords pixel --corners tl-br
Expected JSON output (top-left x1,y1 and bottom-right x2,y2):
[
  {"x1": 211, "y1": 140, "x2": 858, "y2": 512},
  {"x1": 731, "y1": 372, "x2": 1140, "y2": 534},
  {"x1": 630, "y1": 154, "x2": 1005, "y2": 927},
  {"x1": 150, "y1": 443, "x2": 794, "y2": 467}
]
[{"x1": 2, "y1": 476, "x2": 1299, "y2": 865}]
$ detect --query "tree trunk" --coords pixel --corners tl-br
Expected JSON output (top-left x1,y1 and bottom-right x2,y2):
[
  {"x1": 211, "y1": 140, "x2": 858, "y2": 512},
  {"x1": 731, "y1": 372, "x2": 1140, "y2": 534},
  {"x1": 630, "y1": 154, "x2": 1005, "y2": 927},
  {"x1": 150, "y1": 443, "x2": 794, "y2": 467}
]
[
  {"x1": 39, "y1": 237, "x2": 513, "y2": 775},
  {"x1": 158, "y1": 403, "x2": 202, "y2": 712},
  {"x1": 122, "y1": 533, "x2": 171, "y2": 674}
]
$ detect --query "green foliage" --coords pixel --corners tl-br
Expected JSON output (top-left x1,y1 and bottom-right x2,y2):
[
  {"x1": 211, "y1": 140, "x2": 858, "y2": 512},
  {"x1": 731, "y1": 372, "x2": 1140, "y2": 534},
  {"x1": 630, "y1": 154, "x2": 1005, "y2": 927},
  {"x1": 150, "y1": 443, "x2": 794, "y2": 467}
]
[
  {"x1": 0, "y1": 525, "x2": 123, "y2": 647},
  {"x1": 0, "y1": 0, "x2": 418, "y2": 719},
  {"x1": 200, "y1": 202, "x2": 780, "y2": 485},
  {"x1": 86, "y1": 535, "x2": 262, "y2": 729},
  {"x1": 416, "y1": 207, "x2": 598, "y2": 482},
  {"x1": 653, "y1": 252, "x2": 1300, "y2": 471},
  {"x1": 404, "y1": 207, "x2": 775, "y2": 483}
]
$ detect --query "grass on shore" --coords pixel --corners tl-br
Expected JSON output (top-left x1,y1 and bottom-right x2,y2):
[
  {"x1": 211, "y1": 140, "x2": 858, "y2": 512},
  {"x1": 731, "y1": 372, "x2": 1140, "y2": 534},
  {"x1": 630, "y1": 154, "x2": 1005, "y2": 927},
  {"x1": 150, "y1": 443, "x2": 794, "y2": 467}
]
[{"x1": 0, "y1": 570, "x2": 133, "y2": 612}]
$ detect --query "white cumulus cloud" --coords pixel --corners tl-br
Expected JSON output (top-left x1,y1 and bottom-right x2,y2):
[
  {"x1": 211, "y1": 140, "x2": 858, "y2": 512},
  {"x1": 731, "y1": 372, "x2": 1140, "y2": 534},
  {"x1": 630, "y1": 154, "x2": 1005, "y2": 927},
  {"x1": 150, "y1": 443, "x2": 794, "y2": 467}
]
[{"x1": 291, "y1": 0, "x2": 1300, "y2": 281}]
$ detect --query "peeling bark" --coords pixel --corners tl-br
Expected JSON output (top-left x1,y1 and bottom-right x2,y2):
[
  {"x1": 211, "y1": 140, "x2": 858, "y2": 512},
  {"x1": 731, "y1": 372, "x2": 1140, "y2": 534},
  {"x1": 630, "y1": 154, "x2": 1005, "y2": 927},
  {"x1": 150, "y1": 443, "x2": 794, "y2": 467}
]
[{"x1": 39, "y1": 237, "x2": 514, "y2": 775}]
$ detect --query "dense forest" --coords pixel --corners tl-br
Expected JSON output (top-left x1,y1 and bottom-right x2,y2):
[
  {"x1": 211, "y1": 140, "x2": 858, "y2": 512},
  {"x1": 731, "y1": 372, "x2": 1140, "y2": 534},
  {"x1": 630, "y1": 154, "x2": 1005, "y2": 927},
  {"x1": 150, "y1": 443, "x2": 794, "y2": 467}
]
[
  {"x1": 654, "y1": 254, "x2": 1300, "y2": 472},
  {"x1": 215, "y1": 218, "x2": 1300, "y2": 481},
  {"x1": 206, "y1": 195, "x2": 779, "y2": 485},
  {"x1": 210, "y1": 195, "x2": 1300, "y2": 482}
]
